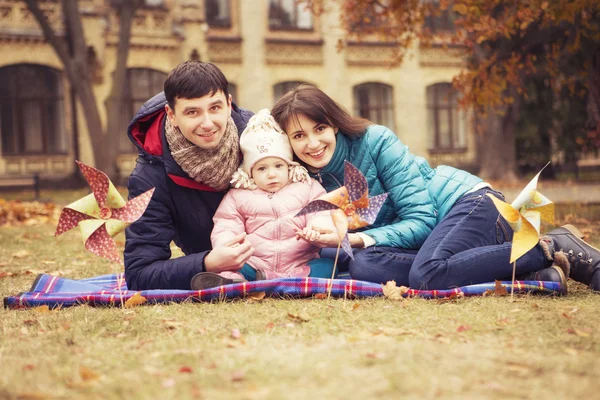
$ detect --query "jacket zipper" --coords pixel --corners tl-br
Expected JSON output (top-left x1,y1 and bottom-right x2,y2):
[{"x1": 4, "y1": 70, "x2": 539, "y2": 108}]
[{"x1": 270, "y1": 192, "x2": 281, "y2": 271}]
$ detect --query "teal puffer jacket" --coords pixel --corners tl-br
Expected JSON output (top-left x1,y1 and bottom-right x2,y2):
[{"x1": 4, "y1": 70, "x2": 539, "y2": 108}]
[
  {"x1": 313, "y1": 125, "x2": 482, "y2": 248},
  {"x1": 414, "y1": 157, "x2": 483, "y2": 222},
  {"x1": 314, "y1": 125, "x2": 435, "y2": 249}
]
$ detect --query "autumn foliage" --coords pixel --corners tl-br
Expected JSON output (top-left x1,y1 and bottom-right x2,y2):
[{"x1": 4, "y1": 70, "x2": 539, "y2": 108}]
[
  {"x1": 0, "y1": 199, "x2": 59, "y2": 227},
  {"x1": 303, "y1": 0, "x2": 600, "y2": 179}
]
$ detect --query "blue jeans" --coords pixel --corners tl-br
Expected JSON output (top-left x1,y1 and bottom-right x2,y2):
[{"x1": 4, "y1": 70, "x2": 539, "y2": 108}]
[{"x1": 321, "y1": 189, "x2": 551, "y2": 289}]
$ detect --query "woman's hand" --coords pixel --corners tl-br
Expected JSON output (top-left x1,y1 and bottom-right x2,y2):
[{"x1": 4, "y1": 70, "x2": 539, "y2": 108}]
[{"x1": 295, "y1": 228, "x2": 366, "y2": 249}]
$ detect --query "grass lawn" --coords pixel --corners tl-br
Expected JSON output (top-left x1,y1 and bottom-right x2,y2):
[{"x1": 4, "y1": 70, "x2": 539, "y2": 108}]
[{"x1": 1, "y1": 191, "x2": 599, "y2": 399}]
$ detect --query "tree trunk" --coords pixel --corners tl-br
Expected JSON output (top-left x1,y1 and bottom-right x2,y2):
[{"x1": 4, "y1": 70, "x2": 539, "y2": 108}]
[
  {"x1": 477, "y1": 92, "x2": 520, "y2": 183},
  {"x1": 104, "y1": 0, "x2": 143, "y2": 182},
  {"x1": 25, "y1": 0, "x2": 108, "y2": 172},
  {"x1": 588, "y1": 47, "x2": 600, "y2": 133}
]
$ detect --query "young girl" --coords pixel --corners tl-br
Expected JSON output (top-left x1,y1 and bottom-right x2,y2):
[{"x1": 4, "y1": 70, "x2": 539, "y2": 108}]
[
  {"x1": 190, "y1": 109, "x2": 334, "y2": 290},
  {"x1": 271, "y1": 84, "x2": 600, "y2": 292}
]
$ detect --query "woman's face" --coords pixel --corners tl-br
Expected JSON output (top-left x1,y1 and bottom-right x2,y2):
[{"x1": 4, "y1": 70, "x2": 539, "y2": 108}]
[{"x1": 285, "y1": 114, "x2": 337, "y2": 172}]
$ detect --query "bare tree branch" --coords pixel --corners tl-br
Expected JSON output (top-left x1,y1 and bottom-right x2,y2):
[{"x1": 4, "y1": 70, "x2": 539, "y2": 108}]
[
  {"x1": 61, "y1": 0, "x2": 88, "y2": 57},
  {"x1": 23, "y1": 0, "x2": 71, "y2": 65}
]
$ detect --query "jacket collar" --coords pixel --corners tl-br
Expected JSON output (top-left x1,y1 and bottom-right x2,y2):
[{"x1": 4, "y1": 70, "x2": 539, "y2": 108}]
[{"x1": 310, "y1": 132, "x2": 350, "y2": 187}]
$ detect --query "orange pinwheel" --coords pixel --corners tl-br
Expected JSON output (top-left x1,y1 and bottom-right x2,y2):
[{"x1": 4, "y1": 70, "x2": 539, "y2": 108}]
[{"x1": 296, "y1": 161, "x2": 388, "y2": 258}]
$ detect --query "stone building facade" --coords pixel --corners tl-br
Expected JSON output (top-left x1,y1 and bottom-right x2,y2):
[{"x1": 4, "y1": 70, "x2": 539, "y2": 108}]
[{"x1": 0, "y1": 0, "x2": 478, "y2": 182}]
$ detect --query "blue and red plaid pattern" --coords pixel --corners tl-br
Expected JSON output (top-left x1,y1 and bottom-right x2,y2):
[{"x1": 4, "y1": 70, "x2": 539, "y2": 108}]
[{"x1": 3, "y1": 273, "x2": 564, "y2": 309}]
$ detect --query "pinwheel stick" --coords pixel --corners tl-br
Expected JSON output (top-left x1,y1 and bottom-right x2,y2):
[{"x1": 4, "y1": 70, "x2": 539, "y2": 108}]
[
  {"x1": 328, "y1": 239, "x2": 342, "y2": 299},
  {"x1": 511, "y1": 262, "x2": 516, "y2": 299}
]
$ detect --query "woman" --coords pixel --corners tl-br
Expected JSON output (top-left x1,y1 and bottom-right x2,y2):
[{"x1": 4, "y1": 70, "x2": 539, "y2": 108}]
[{"x1": 271, "y1": 85, "x2": 600, "y2": 292}]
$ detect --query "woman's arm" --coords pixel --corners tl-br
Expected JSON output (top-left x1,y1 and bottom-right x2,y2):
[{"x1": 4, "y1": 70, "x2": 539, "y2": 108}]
[{"x1": 358, "y1": 126, "x2": 437, "y2": 249}]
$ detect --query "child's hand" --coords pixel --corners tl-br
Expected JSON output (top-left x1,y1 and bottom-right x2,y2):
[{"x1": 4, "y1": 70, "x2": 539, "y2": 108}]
[{"x1": 295, "y1": 227, "x2": 321, "y2": 242}]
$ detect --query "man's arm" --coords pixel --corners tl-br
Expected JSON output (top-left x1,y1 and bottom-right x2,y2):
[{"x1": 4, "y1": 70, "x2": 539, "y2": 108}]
[{"x1": 124, "y1": 171, "x2": 208, "y2": 290}]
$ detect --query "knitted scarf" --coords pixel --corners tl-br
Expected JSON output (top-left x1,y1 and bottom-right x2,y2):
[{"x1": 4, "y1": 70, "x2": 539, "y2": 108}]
[{"x1": 164, "y1": 116, "x2": 240, "y2": 191}]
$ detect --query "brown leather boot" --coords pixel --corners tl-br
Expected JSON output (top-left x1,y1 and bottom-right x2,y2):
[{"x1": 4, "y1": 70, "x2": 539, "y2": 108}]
[
  {"x1": 543, "y1": 224, "x2": 600, "y2": 291},
  {"x1": 518, "y1": 266, "x2": 568, "y2": 295}
]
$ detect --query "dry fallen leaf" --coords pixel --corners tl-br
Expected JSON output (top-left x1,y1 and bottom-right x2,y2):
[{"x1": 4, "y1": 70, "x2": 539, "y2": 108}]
[
  {"x1": 287, "y1": 312, "x2": 310, "y2": 323},
  {"x1": 382, "y1": 280, "x2": 408, "y2": 300},
  {"x1": 493, "y1": 280, "x2": 509, "y2": 296},
  {"x1": 567, "y1": 328, "x2": 592, "y2": 337},
  {"x1": 352, "y1": 303, "x2": 361, "y2": 311},
  {"x1": 12, "y1": 250, "x2": 30, "y2": 259},
  {"x1": 247, "y1": 291, "x2": 266, "y2": 301},
  {"x1": 162, "y1": 378, "x2": 176, "y2": 388},
  {"x1": 231, "y1": 370, "x2": 245, "y2": 382},
  {"x1": 564, "y1": 347, "x2": 578, "y2": 356},
  {"x1": 162, "y1": 319, "x2": 184, "y2": 330},
  {"x1": 313, "y1": 293, "x2": 328, "y2": 299},
  {"x1": 79, "y1": 366, "x2": 100, "y2": 381},
  {"x1": 33, "y1": 305, "x2": 51, "y2": 313},
  {"x1": 124, "y1": 292, "x2": 147, "y2": 308},
  {"x1": 13, "y1": 392, "x2": 47, "y2": 400}
]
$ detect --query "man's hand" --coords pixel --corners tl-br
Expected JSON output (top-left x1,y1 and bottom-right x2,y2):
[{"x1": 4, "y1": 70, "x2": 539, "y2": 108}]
[{"x1": 204, "y1": 233, "x2": 254, "y2": 272}]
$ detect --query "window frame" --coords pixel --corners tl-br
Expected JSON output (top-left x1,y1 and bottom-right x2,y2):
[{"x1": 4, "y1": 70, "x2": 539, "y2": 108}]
[
  {"x1": 0, "y1": 64, "x2": 67, "y2": 156},
  {"x1": 427, "y1": 82, "x2": 467, "y2": 153},
  {"x1": 268, "y1": 0, "x2": 313, "y2": 31},
  {"x1": 119, "y1": 68, "x2": 168, "y2": 153},
  {"x1": 205, "y1": 0, "x2": 232, "y2": 28},
  {"x1": 353, "y1": 82, "x2": 395, "y2": 130}
]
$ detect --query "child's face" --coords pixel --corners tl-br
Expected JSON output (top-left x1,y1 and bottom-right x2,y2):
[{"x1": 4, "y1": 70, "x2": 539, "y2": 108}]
[{"x1": 251, "y1": 157, "x2": 289, "y2": 193}]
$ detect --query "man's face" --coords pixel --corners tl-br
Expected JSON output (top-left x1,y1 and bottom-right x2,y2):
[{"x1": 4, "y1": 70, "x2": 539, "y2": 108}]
[{"x1": 165, "y1": 91, "x2": 232, "y2": 150}]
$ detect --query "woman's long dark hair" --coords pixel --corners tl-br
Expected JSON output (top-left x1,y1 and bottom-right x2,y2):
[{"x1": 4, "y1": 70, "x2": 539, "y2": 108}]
[{"x1": 271, "y1": 84, "x2": 371, "y2": 137}]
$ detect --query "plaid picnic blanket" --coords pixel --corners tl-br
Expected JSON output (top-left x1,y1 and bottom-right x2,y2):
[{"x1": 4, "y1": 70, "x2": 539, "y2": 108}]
[{"x1": 3, "y1": 273, "x2": 564, "y2": 309}]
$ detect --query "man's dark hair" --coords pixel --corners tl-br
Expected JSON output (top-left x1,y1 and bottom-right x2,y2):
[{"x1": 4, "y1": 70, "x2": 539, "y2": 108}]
[{"x1": 164, "y1": 61, "x2": 229, "y2": 110}]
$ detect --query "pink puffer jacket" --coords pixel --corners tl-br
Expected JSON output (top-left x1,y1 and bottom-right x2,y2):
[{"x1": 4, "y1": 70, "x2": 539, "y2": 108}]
[{"x1": 211, "y1": 180, "x2": 326, "y2": 279}]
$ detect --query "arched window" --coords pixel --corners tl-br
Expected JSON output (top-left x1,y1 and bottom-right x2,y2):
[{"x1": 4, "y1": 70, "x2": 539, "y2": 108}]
[
  {"x1": 426, "y1": 82, "x2": 467, "y2": 152},
  {"x1": 0, "y1": 64, "x2": 66, "y2": 156},
  {"x1": 273, "y1": 81, "x2": 309, "y2": 104},
  {"x1": 119, "y1": 68, "x2": 167, "y2": 153},
  {"x1": 353, "y1": 83, "x2": 394, "y2": 129}
]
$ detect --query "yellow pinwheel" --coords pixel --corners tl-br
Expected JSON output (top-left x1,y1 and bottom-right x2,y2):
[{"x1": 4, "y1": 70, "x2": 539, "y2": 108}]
[{"x1": 487, "y1": 162, "x2": 554, "y2": 264}]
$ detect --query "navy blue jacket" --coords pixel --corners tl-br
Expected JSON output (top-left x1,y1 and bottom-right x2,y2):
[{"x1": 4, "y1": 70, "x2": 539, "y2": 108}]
[{"x1": 124, "y1": 92, "x2": 253, "y2": 290}]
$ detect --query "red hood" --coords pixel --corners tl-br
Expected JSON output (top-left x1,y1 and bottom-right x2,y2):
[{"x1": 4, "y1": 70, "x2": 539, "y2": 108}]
[{"x1": 130, "y1": 109, "x2": 165, "y2": 156}]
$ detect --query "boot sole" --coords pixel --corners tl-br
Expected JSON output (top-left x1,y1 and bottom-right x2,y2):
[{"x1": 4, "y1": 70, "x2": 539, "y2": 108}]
[
  {"x1": 549, "y1": 265, "x2": 568, "y2": 295},
  {"x1": 191, "y1": 273, "x2": 233, "y2": 290}
]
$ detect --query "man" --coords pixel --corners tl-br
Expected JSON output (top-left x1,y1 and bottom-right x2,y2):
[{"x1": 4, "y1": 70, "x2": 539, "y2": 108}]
[{"x1": 124, "y1": 61, "x2": 254, "y2": 290}]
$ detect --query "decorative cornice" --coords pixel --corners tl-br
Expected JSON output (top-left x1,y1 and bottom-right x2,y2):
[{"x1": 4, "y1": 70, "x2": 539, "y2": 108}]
[{"x1": 265, "y1": 37, "x2": 323, "y2": 46}]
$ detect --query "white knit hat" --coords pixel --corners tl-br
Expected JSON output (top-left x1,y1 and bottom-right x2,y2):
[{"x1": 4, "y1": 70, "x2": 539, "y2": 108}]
[{"x1": 230, "y1": 109, "x2": 310, "y2": 189}]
